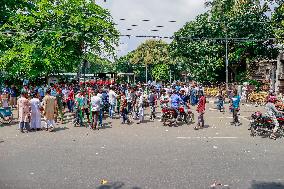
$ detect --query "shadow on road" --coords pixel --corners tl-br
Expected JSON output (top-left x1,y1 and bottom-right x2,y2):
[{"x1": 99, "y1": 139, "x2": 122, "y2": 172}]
[
  {"x1": 97, "y1": 182, "x2": 141, "y2": 189},
  {"x1": 54, "y1": 126, "x2": 69, "y2": 132},
  {"x1": 249, "y1": 181, "x2": 284, "y2": 189},
  {"x1": 98, "y1": 123, "x2": 113, "y2": 130}
]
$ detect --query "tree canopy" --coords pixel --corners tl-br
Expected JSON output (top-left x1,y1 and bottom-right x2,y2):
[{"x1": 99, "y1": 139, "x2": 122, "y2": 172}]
[
  {"x1": 0, "y1": 0, "x2": 119, "y2": 80},
  {"x1": 130, "y1": 39, "x2": 175, "y2": 81},
  {"x1": 273, "y1": 1, "x2": 284, "y2": 43},
  {"x1": 170, "y1": 0, "x2": 279, "y2": 82}
]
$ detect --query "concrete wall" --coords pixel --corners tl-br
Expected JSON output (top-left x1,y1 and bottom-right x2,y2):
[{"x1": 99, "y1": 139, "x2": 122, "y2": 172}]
[{"x1": 276, "y1": 52, "x2": 284, "y2": 94}]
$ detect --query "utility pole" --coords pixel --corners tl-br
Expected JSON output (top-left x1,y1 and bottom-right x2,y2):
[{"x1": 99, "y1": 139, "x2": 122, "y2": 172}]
[
  {"x1": 225, "y1": 34, "x2": 229, "y2": 92},
  {"x1": 145, "y1": 64, "x2": 148, "y2": 84}
]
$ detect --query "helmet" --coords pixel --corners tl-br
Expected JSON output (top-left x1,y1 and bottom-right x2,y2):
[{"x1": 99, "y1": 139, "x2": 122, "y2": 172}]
[
  {"x1": 268, "y1": 96, "x2": 276, "y2": 103},
  {"x1": 255, "y1": 111, "x2": 262, "y2": 117}
]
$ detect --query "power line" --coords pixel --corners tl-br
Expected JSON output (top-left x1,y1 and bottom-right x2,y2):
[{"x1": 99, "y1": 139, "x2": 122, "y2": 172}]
[{"x1": 0, "y1": 31, "x2": 280, "y2": 42}]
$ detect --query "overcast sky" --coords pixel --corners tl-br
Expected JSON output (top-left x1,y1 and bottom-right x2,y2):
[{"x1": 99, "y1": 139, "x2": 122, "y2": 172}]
[{"x1": 96, "y1": 0, "x2": 207, "y2": 57}]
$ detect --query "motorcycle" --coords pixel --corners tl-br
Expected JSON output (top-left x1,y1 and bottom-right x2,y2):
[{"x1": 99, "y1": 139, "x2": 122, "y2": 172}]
[
  {"x1": 161, "y1": 105, "x2": 194, "y2": 126},
  {"x1": 178, "y1": 106, "x2": 194, "y2": 124},
  {"x1": 249, "y1": 111, "x2": 284, "y2": 137}
]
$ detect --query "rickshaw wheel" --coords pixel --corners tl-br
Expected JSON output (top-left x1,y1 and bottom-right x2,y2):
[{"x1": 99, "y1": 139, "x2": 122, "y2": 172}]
[{"x1": 0, "y1": 117, "x2": 4, "y2": 124}]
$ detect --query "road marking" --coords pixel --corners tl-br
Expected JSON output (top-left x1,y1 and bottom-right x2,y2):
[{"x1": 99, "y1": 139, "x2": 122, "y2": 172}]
[
  {"x1": 213, "y1": 137, "x2": 238, "y2": 139},
  {"x1": 209, "y1": 117, "x2": 233, "y2": 119},
  {"x1": 177, "y1": 136, "x2": 238, "y2": 139}
]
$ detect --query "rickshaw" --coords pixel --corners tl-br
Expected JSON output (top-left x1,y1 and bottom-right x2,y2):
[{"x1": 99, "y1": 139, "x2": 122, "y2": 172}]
[{"x1": 0, "y1": 107, "x2": 13, "y2": 124}]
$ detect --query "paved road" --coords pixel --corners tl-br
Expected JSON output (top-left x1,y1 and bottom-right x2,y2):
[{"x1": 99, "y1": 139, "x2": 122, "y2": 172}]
[{"x1": 0, "y1": 103, "x2": 284, "y2": 189}]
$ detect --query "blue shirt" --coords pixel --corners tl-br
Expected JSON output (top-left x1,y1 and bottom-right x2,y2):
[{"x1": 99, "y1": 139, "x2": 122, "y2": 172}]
[
  {"x1": 51, "y1": 88, "x2": 57, "y2": 97},
  {"x1": 10, "y1": 88, "x2": 17, "y2": 97},
  {"x1": 190, "y1": 88, "x2": 196, "y2": 96},
  {"x1": 102, "y1": 92, "x2": 109, "y2": 104},
  {"x1": 231, "y1": 96, "x2": 241, "y2": 109},
  {"x1": 38, "y1": 87, "x2": 44, "y2": 97},
  {"x1": 171, "y1": 94, "x2": 182, "y2": 108},
  {"x1": 180, "y1": 95, "x2": 189, "y2": 104},
  {"x1": 175, "y1": 86, "x2": 181, "y2": 92}
]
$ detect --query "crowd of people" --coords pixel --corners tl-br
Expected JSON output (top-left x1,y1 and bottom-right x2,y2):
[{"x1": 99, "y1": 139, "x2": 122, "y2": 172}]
[
  {"x1": 0, "y1": 81, "x2": 209, "y2": 132},
  {"x1": 1, "y1": 80, "x2": 283, "y2": 139}
]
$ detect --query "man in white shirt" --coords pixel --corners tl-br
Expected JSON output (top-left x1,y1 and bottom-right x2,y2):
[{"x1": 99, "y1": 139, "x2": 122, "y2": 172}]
[
  {"x1": 136, "y1": 92, "x2": 144, "y2": 124},
  {"x1": 108, "y1": 86, "x2": 117, "y2": 119},
  {"x1": 91, "y1": 90, "x2": 102, "y2": 130},
  {"x1": 30, "y1": 92, "x2": 42, "y2": 131}
]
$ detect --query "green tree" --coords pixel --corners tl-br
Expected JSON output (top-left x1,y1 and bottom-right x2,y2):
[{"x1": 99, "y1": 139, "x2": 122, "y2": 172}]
[
  {"x1": 272, "y1": 1, "x2": 284, "y2": 42},
  {"x1": 130, "y1": 39, "x2": 174, "y2": 81},
  {"x1": 0, "y1": 0, "x2": 118, "y2": 80},
  {"x1": 171, "y1": 0, "x2": 278, "y2": 83},
  {"x1": 87, "y1": 54, "x2": 114, "y2": 73}
]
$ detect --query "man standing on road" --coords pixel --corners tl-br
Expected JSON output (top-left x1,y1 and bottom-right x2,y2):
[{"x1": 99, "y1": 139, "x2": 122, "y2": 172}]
[
  {"x1": 120, "y1": 91, "x2": 130, "y2": 124},
  {"x1": 108, "y1": 86, "x2": 117, "y2": 119},
  {"x1": 148, "y1": 89, "x2": 157, "y2": 120},
  {"x1": 56, "y1": 88, "x2": 64, "y2": 124},
  {"x1": 90, "y1": 90, "x2": 102, "y2": 130},
  {"x1": 195, "y1": 91, "x2": 206, "y2": 130},
  {"x1": 30, "y1": 92, "x2": 42, "y2": 131},
  {"x1": 230, "y1": 91, "x2": 241, "y2": 126},
  {"x1": 10, "y1": 85, "x2": 18, "y2": 108},
  {"x1": 17, "y1": 91, "x2": 31, "y2": 133},
  {"x1": 190, "y1": 83, "x2": 198, "y2": 106},
  {"x1": 74, "y1": 90, "x2": 85, "y2": 127},
  {"x1": 42, "y1": 89, "x2": 57, "y2": 132},
  {"x1": 136, "y1": 91, "x2": 144, "y2": 124}
]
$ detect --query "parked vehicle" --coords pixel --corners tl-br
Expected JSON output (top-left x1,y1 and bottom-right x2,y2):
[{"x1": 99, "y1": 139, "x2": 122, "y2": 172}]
[{"x1": 250, "y1": 111, "x2": 284, "y2": 138}]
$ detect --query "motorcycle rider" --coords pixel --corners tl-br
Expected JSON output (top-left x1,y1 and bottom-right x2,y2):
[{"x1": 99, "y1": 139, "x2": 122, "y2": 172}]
[
  {"x1": 170, "y1": 90, "x2": 183, "y2": 122},
  {"x1": 159, "y1": 89, "x2": 170, "y2": 122},
  {"x1": 266, "y1": 97, "x2": 283, "y2": 139},
  {"x1": 160, "y1": 90, "x2": 170, "y2": 108},
  {"x1": 180, "y1": 89, "x2": 190, "y2": 111}
]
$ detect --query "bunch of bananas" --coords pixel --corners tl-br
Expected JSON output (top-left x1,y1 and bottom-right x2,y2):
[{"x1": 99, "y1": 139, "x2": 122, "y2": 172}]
[
  {"x1": 205, "y1": 87, "x2": 226, "y2": 97},
  {"x1": 205, "y1": 87, "x2": 219, "y2": 97},
  {"x1": 247, "y1": 91, "x2": 268, "y2": 105}
]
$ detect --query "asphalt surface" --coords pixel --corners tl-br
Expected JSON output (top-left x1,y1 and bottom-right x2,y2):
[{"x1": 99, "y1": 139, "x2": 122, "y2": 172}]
[{"x1": 0, "y1": 102, "x2": 284, "y2": 189}]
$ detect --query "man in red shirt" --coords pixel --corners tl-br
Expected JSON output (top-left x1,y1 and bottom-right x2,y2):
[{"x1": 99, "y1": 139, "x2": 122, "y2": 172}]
[{"x1": 195, "y1": 91, "x2": 206, "y2": 130}]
